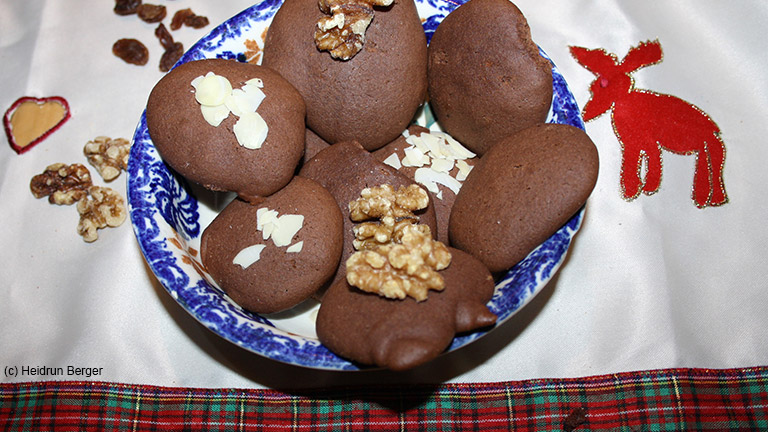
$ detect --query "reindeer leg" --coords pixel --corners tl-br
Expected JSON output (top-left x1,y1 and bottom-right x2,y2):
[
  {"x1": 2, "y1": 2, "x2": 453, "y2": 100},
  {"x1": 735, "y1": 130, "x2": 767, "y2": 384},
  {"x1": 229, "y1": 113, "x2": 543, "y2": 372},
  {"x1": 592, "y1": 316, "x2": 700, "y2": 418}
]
[
  {"x1": 620, "y1": 145, "x2": 644, "y2": 201},
  {"x1": 691, "y1": 136, "x2": 728, "y2": 208},
  {"x1": 641, "y1": 143, "x2": 663, "y2": 195},
  {"x1": 703, "y1": 135, "x2": 728, "y2": 207}
]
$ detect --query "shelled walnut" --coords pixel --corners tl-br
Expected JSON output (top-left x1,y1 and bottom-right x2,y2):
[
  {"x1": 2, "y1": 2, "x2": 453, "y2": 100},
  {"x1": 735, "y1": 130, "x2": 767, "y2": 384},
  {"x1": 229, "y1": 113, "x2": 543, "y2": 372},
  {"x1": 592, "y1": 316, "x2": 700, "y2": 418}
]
[
  {"x1": 346, "y1": 224, "x2": 451, "y2": 301},
  {"x1": 353, "y1": 217, "x2": 417, "y2": 250},
  {"x1": 76, "y1": 186, "x2": 127, "y2": 242},
  {"x1": 83, "y1": 136, "x2": 131, "y2": 181},
  {"x1": 349, "y1": 184, "x2": 428, "y2": 222},
  {"x1": 349, "y1": 183, "x2": 430, "y2": 250},
  {"x1": 314, "y1": 0, "x2": 393, "y2": 60},
  {"x1": 30, "y1": 163, "x2": 93, "y2": 205}
]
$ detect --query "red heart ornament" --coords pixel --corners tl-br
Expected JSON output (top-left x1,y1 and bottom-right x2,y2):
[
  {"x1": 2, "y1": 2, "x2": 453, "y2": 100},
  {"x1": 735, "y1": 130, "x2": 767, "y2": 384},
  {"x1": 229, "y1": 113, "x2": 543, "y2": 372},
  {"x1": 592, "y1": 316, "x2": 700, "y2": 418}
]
[{"x1": 3, "y1": 96, "x2": 71, "y2": 155}]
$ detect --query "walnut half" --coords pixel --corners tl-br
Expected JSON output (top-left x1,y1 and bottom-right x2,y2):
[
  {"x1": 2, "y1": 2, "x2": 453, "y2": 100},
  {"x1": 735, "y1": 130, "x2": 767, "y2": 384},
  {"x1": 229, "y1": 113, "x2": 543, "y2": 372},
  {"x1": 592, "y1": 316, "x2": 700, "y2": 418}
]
[
  {"x1": 76, "y1": 186, "x2": 127, "y2": 242},
  {"x1": 30, "y1": 163, "x2": 93, "y2": 205},
  {"x1": 314, "y1": 0, "x2": 393, "y2": 60},
  {"x1": 346, "y1": 223, "x2": 451, "y2": 301},
  {"x1": 84, "y1": 136, "x2": 131, "y2": 182},
  {"x1": 349, "y1": 183, "x2": 430, "y2": 250}
]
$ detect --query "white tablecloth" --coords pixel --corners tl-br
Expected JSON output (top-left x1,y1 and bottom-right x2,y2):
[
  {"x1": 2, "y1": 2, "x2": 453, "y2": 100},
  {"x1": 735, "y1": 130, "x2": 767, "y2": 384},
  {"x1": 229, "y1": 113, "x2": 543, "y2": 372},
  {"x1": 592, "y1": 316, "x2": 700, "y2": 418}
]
[{"x1": 1, "y1": 0, "x2": 766, "y2": 390}]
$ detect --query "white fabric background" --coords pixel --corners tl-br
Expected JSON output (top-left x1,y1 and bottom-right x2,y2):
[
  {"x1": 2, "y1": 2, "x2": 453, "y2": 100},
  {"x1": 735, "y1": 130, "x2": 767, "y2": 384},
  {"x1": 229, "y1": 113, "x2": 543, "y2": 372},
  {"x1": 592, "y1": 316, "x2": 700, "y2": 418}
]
[{"x1": 1, "y1": 0, "x2": 766, "y2": 390}]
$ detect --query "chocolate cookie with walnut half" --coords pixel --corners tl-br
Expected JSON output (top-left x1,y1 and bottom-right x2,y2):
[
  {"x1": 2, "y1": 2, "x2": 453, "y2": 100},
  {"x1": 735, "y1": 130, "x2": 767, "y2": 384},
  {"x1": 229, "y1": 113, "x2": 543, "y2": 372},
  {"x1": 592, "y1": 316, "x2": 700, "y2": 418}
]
[
  {"x1": 299, "y1": 141, "x2": 439, "y2": 296},
  {"x1": 373, "y1": 125, "x2": 478, "y2": 244},
  {"x1": 262, "y1": 0, "x2": 427, "y2": 151},
  {"x1": 317, "y1": 246, "x2": 496, "y2": 371}
]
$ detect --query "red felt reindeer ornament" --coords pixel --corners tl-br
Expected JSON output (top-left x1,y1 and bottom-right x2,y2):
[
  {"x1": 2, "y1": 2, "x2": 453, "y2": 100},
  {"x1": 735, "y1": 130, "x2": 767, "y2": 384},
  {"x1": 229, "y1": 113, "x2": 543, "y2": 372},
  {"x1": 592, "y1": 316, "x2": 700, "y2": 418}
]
[{"x1": 570, "y1": 40, "x2": 727, "y2": 208}]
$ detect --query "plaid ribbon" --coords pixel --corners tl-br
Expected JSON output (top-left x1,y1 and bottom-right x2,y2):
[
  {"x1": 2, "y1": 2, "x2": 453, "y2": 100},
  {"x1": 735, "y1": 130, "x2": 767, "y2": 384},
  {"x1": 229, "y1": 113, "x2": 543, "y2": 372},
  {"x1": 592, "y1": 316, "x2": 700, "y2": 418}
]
[{"x1": 2, "y1": 367, "x2": 767, "y2": 431}]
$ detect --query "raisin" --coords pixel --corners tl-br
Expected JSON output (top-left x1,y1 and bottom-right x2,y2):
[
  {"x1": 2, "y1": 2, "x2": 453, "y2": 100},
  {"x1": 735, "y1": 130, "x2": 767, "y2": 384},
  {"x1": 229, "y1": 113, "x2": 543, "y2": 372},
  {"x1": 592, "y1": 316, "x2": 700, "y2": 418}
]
[
  {"x1": 159, "y1": 42, "x2": 184, "y2": 72},
  {"x1": 170, "y1": 8, "x2": 210, "y2": 30},
  {"x1": 137, "y1": 4, "x2": 166, "y2": 23},
  {"x1": 112, "y1": 39, "x2": 149, "y2": 66},
  {"x1": 185, "y1": 15, "x2": 209, "y2": 29},
  {"x1": 170, "y1": 8, "x2": 194, "y2": 30},
  {"x1": 114, "y1": 0, "x2": 141, "y2": 15},
  {"x1": 155, "y1": 23, "x2": 175, "y2": 50}
]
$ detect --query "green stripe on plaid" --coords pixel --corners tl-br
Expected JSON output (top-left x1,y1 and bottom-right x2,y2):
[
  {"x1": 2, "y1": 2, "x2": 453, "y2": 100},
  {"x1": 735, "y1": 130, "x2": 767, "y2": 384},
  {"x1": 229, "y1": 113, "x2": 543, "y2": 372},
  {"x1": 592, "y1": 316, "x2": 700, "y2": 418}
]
[{"x1": 2, "y1": 367, "x2": 767, "y2": 431}]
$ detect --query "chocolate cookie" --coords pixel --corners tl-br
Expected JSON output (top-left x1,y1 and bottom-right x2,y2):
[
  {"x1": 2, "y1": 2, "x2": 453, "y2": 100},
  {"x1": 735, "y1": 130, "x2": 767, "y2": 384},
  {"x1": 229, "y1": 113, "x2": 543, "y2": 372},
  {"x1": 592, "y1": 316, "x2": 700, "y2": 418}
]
[
  {"x1": 146, "y1": 58, "x2": 306, "y2": 203},
  {"x1": 302, "y1": 128, "x2": 330, "y2": 165},
  {"x1": 262, "y1": 0, "x2": 427, "y2": 151},
  {"x1": 299, "y1": 140, "x2": 438, "y2": 291},
  {"x1": 373, "y1": 125, "x2": 478, "y2": 243},
  {"x1": 427, "y1": 0, "x2": 552, "y2": 155},
  {"x1": 316, "y1": 247, "x2": 497, "y2": 370},
  {"x1": 449, "y1": 123, "x2": 599, "y2": 273},
  {"x1": 200, "y1": 176, "x2": 344, "y2": 314}
]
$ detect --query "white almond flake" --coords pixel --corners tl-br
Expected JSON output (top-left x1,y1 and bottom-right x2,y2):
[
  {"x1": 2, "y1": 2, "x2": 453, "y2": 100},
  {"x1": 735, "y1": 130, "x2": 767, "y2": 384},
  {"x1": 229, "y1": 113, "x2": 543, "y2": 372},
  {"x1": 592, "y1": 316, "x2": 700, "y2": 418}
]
[
  {"x1": 232, "y1": 244, "x2": 266, "y2": 268},
  {"x1": 257, "y1": 208, "x2": 279, "y2": 240},
  {"x1": 382, "y1": 152, "x2": 402, "y2": 170},
  {"x1": 193, "y1": 72, "x2": 232, "y2": 106},
  {"x1": 286, "y1": 241, "x2": 304, "y2": 253},
  {"x1": 271, "y1": 214, "x2": 304, "y2": 247},
  {"x1": 200, "y1": 104, "x2": 230, "y2": 127},
  {"x1": 261, "y1": 221, "x2": 276, "y2": 241},
  {"x1": 405, "y1": 135, "x2": 430, "y2": 154},
  {"x1": 430, "y1": 158, "x2": 454, "y2": 173},
  {"x1": 402, "y1": 147, "x2": 428, "y2": 167},
  {"x1": 420, "y1": 132, "x2": 446, "y2": 158},
  {"x1": 225, "y1": 84, "x2": 265, "y2": 117},
  {"x1": 441, "y1": 132, "x2": 476, "y2": 159},
  {"x1": 415, "y1": 167, "x2": 463, "y2": 196},
  {"x1": 456, "y1": 160, "x2": 474, "y2": 181},
  {"x1": 233, "y1": 112, "x2": 268, "y2": 149},
  {"x1": 245, "y1": 78, "x2": 264, "y2": 88}
]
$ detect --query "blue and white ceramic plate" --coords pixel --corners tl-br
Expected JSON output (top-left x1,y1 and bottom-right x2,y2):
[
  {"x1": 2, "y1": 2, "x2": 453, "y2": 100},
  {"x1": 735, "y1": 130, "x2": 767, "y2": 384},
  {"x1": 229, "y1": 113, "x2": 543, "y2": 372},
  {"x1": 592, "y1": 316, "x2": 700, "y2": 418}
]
[{"x1": 127, "y1": 0, "x2": 586, "y2": 371}]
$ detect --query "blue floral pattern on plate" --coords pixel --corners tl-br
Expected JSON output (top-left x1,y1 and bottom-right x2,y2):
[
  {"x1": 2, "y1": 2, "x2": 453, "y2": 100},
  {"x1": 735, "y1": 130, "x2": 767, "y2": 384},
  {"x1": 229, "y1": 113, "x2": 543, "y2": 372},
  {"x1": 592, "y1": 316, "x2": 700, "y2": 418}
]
[{"x1": 127, "y1": 0, "x2": 586, "y2": 371}]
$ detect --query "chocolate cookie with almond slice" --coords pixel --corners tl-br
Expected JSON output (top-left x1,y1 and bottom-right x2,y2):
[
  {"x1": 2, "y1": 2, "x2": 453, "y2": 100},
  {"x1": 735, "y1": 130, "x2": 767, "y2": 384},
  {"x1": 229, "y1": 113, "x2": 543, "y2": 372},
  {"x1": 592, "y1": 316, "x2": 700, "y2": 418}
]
[
  {"x1": 146, "y1": 58, "x2": 305, "y2": 203},
  {"x1": 373, "y1": 125, "x2": 478, "y2": 244},
  {"x1": 201, "y1": 176, "x2": 343, "y2": 314}
]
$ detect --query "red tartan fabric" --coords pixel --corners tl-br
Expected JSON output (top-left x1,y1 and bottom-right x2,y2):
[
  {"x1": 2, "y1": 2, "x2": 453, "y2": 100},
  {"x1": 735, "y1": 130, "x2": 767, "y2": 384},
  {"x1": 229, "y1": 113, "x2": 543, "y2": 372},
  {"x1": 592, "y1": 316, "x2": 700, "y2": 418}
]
[{"x1": 2, "y1": 366, "x2": 768, "y2": 431}]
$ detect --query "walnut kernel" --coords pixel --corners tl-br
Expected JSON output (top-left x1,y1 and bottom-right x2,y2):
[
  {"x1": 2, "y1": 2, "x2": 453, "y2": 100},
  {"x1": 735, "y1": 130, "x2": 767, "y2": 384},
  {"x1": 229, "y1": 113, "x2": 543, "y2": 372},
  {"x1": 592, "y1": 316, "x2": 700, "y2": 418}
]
[
  {"x1": 84, "y1": 136, "x2": 131, "y2": 181},
  {"x1": 30, "y1": 163, "x2": 93, "y2": 205},
  {"x1": 346, "y1": 224, "x2": 451, "y2": 301},
  {"x1": 314, "y1": 0, "x2": 393, "y2": 60},
  {"x1": 349, "y1": 184, "x2": 428, "y2": 222},
  {"x1": 76, "y1": 186, "x2": 127, "y2": 242}
]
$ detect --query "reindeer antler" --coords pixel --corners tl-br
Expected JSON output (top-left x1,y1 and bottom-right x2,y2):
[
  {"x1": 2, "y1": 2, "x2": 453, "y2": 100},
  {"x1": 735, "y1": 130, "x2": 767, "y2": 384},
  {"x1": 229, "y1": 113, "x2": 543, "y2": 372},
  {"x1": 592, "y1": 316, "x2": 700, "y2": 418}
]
[
  {"x1": 569, "y1": 46, "x2": 618, "y2": 75},
  {"x1": 619, "y1": 40, "x2": 663, "y2": 74}
]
